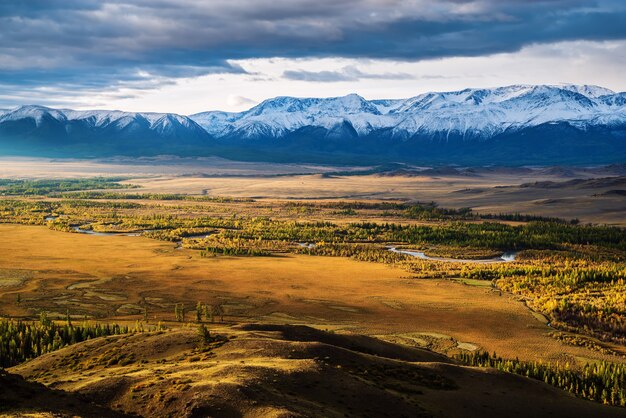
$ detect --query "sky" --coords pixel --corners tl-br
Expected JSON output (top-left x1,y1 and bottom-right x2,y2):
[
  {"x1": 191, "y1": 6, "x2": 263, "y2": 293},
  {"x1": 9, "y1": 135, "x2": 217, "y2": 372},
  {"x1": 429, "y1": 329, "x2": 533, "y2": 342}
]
[{"x1": 1, "y1": 0, "x2": 625, "y2": 114}]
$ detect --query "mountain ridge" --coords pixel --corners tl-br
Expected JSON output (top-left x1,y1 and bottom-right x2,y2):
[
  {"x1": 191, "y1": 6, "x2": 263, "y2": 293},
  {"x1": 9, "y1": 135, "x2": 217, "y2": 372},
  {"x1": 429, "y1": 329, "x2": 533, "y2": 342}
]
[
  {"x1": 190, "y1": 84, "x2": 626, "y2": 139},
  {"x1": 1, "y1": 84, "x2": 625, "y2": 165}
]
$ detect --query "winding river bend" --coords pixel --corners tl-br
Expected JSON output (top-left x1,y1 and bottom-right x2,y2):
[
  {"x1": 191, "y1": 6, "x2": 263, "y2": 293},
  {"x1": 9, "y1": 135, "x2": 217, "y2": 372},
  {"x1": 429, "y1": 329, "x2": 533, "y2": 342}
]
[
  {"x1": 298, "y1": 242, "x2": 518, "y2": 263},
  {"x1": 66, "y1": 226, "x2": 520, "y2": 263},
  {"x1": 387, "y1": 247, "x2": 517, "y2": 263},
  {"x1": 71, "y1": 226, "x2": 142, "y2": 237}
]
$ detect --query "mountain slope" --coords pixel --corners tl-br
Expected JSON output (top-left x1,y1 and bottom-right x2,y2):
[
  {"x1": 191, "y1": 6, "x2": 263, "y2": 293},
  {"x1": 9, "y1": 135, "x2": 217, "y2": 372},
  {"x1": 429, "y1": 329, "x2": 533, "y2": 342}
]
[
  {"x1": 1, "y1": 84, "x2": 625, "y2": 164},
  {"x1": 0, "y1": 370, "x2": 126, "y2": 417},
  {"x1": 9, "y1": 324, "x2": 625, "y2": 418},
  {"x1": 191, "y1": 84, "x2": 626, "y2": 140},
  {"x1": 0, "y1": 105, "x2": 213, "y2": 157}
]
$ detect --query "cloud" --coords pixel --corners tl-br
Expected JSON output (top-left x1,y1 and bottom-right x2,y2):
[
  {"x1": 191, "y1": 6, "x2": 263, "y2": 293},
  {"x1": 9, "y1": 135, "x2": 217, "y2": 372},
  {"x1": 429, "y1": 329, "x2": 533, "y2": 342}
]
[
  {"x1": 227, "y1": 95, "x2": 258, "y2": 108},
  {"x1": 283, "y1": 70, "x2": 355, "y2": 83},
  {"x1": 283, "y1": 65, "x2": 416, "y2": 82},
  {"x1": 0, "y1": 0, "x2": 625, "y2": 106}
]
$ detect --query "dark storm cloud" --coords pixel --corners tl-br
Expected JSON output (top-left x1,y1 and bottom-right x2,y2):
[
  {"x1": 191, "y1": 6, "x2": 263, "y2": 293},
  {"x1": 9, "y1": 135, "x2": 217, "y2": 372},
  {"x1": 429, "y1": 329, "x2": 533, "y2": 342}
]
[{"x1": 0, "y1": 0, "x2": 625, "y2": 99}]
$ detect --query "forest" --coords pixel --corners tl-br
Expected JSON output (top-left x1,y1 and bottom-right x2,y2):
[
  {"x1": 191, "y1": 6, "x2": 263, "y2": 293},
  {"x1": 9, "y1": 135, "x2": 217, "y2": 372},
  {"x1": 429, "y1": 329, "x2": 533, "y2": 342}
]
[
  {"x1": 0, "y1": 315, "x2": 134, "y2": 368},
  {"x1": 0, "y1": 178, "x2": 134, "y2": 196},
  {"x1": 457, "y1": 351, "x2": 625, "y2": 407}
]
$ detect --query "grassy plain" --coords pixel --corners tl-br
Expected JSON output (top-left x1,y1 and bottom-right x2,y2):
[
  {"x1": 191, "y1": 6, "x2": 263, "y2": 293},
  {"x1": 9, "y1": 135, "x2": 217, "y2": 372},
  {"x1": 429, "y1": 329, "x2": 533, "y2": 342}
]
[
  {"x1": 1, "y1": 163, "x2": 625, "y2": 416},
  {"x1": 1, "y1": 156, "x2": 624, "y2": 224},
  {"x1": 0, "y1": 223, "x2": 623, "y2": 365},
  {"x1": 116, "y1": 169, "x2": 626, "y2": 225}
]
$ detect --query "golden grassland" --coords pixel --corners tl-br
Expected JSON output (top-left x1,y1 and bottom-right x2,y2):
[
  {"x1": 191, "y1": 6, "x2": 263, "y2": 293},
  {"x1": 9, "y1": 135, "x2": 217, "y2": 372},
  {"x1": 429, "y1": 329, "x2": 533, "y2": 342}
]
[
  {"x1": 1, "y1": 156, "x2": 624, "y2": 223},
  {"x1": 1, "y1": 223, "x2": 624, "y2": 366},
  {"x1": 0, "y1": 169, "x2": 625, "y2": 416},
  {"x1": 120, "y1": 172, "x2": 626, "y2": 225},
  {"x1": 8, "y1": 324, "x2": 626, "y2": 418}
]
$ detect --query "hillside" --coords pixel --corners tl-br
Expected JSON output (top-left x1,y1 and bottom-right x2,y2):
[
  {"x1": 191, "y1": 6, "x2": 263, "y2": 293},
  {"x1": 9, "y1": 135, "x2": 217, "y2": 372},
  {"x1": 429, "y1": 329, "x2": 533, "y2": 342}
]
[
  {"x1": 191, "y1": 85, "x2": 626, "y2": 139},
  {"x1": 7, "y1": 324, "x2": 626, "y2": 417},
  {"x1": 0, "y1": 105, "x2": 212, "y2": 157}
]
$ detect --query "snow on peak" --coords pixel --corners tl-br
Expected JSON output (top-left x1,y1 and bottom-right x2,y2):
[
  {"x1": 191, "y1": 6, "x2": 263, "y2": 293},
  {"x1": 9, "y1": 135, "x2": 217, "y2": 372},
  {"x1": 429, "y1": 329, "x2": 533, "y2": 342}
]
[
  {"x1": 199, "y1": 93, "x2": 385, "y2": 136},
  {"x1": 189, "y1": 84, "x2": 626, "y2": 140},
  {"x1": 0, "y1": 105, "x2": 67, "y2": 125},
  {"x1": 3, "y1": 85, "x2": 623, "y2": 142},
  {"x1": 0, "y1": 106, "x2": 202, "y2": 134},
  {"x1": 556, "y1": 84, "x2": 615, "y2": 98},
  {"x1": 246, "y1": 93, "x2": 378, "y2": 116}
]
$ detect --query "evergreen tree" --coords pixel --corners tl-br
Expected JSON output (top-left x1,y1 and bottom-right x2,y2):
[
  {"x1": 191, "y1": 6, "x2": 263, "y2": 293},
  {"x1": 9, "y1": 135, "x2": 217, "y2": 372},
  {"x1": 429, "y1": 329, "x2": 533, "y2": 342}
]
[
  {"x1": 204, "y1": 304, "x2": 213, "y2": 322},
  {"x1": 213, "y1": 304, "x2": 224, "y2": 322},
  {"x1": 196, "y1": 302, "x2": 203, "y2": 322},
  {"x1": 197, "y1": 324, "x2": 212, "y2": 349}
]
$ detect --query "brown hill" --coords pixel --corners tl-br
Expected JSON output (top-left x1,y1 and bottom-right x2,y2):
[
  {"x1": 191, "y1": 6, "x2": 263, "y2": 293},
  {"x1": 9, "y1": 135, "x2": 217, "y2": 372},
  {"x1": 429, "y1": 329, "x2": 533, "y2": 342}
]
[
  {"x1": 7, "y1": 324, "x2": 626, "y2": 418},
  {"x1": 519, "y1": 176, "x2": 626, "y2": 190},
  {"x1": 0, "y1": 370, "x2": 125, "y2": 417}
]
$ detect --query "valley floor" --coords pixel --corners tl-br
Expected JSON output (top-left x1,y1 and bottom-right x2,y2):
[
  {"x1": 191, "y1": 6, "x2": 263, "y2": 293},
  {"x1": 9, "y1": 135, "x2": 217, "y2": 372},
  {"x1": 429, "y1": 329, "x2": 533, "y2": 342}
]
[
  {"x1": 1, "y1": 157, "x2": 624, "y2": 224},
  {"x1": 0, "y1": 160, "x2": 625, "y2": 416},
  {"x1": 0, "y1": 224, "x2": 623, "y2": 365}
]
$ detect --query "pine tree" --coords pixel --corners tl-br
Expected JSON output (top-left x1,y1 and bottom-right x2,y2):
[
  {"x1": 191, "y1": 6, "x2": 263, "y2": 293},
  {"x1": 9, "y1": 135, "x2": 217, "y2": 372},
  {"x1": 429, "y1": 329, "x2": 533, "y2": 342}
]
[
  {"x1": 65, "y1": 309, "x2": 72, "y2": 327},
  {"x1": 174, "y1": 304, "x2": 183, "y2": 322},
  {"x1": 196, "y1": 302, "x2": 203, "y2": 322},
  {"x1": 213, "y1": 304, "x2": 224, "y2": 322},
  {"x1": 197, "y1": 324, "x2": 212, "y2": 349},
  {"x1": 204, "y1": 304, "x2": 213, "y2": 322},
  {"x1": 39, "y1": 311, "x2": 51, "y2": 327}
]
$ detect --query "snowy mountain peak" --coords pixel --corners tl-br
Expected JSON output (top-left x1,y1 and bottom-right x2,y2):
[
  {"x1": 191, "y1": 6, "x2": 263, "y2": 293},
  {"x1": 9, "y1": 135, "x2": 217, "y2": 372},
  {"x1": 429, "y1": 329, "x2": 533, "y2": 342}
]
[
  {"x1": 1, "y1": 84, "x2": 626, "y2": 165},
  {"x1": 2, "y1": 84, "x2": 625, "y2": 164},
  {"x1": 0, "y1": 105, "x2": 68, "y2": 125},
  {"x1": 556, "y1": 84, "x2": 615, "y2": 98},
  {"x1": 245, "y1": 93, "x2": 378, "y2": 116},
  {"x1": 0, "y1": 106, "x2": 208, "y2": 139},
  {"x1": 189, "y1": 84, "x2": 625, "y2": 140}
]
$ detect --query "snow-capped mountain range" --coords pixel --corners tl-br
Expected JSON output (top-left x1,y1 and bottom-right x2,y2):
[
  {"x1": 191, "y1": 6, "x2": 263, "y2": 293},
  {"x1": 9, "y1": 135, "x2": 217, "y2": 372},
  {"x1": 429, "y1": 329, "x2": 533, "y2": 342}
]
[
  {"x1": 0, "y1": 106, "x2": 207, "y2": 137},
  {"x1": 1, "y1": 84, "x2": 625, "y2": 165},
  {"x1": 190, "y1": 84, "x2": 626, "y2": 140}
]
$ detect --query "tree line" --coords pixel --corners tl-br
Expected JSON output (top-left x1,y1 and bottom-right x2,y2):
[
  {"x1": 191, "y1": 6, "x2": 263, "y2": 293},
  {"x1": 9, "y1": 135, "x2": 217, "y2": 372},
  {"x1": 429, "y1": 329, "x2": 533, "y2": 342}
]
[
  {"x1": 457, "y1": 350, "x2": 625, "y2": 407},
  {"x1": 0, "y1": 314, "x2": 133, "y2": 368}
]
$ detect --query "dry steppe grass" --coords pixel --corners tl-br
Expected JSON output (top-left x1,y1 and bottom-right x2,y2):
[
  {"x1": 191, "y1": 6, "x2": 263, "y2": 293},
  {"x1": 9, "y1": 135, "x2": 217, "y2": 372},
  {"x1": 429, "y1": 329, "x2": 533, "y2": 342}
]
[
  {"x1": 119, "y1": 172, "x2": 626, "y2": 225},
  {"x1": 2, "y1": 157, "x2": 623, "y2": 224},
  {"x1": 1, "y1": 224, "x2": 623, "y2": 365},
  {"x1": 1, "y1": 160, "x2": 625, "y2": 416},
  {"x1": 8, "y1": 324, "x2": 626, "y2": 418}
]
